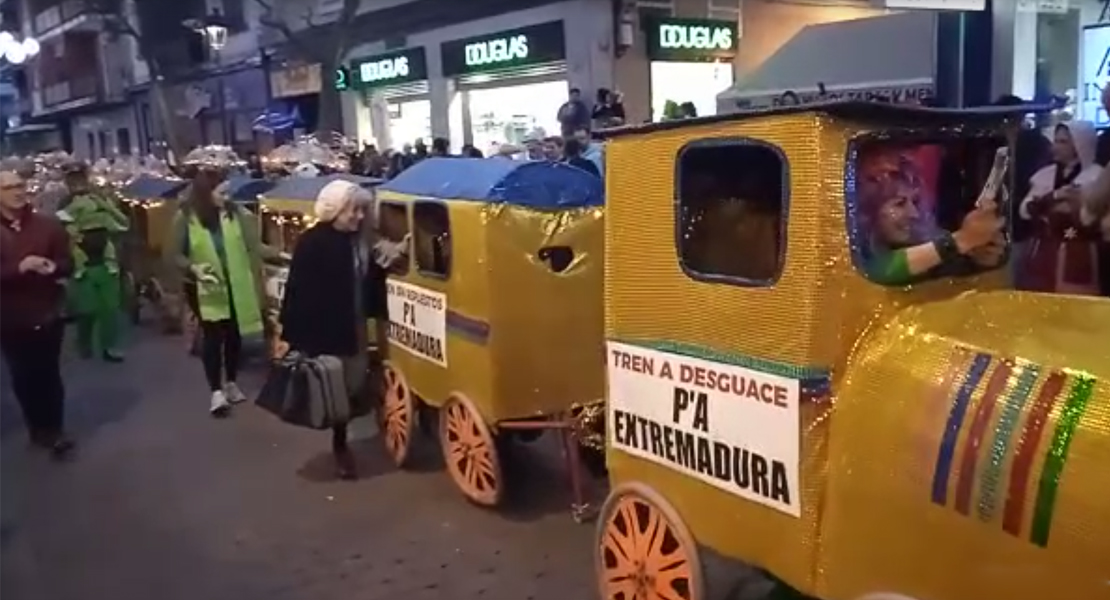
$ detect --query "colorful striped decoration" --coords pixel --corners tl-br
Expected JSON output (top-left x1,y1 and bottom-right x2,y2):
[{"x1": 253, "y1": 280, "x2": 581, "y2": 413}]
[
  {"x1": 930, "y1": 351, "x2": 1099, "y2": 548},
  {"x1": 977, "y1": 363, "x2": 1040, "y2": 522},
  {"x1": 953, "y1": 360, "x2": 1013, "y2": 515},
  {"x1": 931, "y1": 352, "x2": 991, "y2": 506}
]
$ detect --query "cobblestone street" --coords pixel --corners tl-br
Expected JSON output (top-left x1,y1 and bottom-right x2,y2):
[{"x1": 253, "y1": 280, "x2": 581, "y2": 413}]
[{"x1": 1, "y1": 330, "x2": 599, "y2": 600}]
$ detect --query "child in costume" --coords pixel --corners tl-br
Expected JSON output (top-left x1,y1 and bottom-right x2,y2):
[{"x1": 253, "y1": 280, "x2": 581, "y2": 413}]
[{"x1": 60, "y1": 163, "x2": 130, "y2": 362}]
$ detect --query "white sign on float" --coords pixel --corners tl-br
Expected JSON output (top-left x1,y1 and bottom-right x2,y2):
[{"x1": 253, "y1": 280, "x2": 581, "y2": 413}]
[
  {"x1": 387, "y1": 280, "x2": 447, "y2": 366},
  {"x1": 1082, "y1": 25, "x2": 1110, "y2": 129},
  {"x1": 606, "y1": 341, "x2": 801, "y2": 517}
]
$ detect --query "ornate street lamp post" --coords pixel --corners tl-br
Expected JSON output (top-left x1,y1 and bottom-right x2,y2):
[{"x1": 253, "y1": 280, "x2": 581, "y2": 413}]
[{"x1": 185, "y1": 9, "x2": 231, "y2": 145}]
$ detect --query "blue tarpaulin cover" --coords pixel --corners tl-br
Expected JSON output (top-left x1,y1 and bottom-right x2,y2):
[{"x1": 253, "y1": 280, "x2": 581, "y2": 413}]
[
  {"x1": 261, "y1": 174, "x2": 383, "y2": 202},
  {"x1": 121, "y1": 176, "x2": 188, "y2": 200},
  {"x1": 379, "y1": 158, "x2": 604, "y2": 208},
  {"x1": 223, "y1": 176, "x2": 277, "y2": 202}
]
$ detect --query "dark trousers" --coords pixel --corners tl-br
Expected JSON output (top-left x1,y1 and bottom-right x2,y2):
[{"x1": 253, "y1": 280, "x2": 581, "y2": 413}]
[
  {"x1": 199, "y1": 319, "x2": 241, "y2": 392},
  {"x1": 0, "y1": 321, "x2": 66, "y2": 438}
]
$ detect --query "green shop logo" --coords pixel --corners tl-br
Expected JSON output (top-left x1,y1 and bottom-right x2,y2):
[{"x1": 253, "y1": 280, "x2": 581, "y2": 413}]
[
  {"x1": 334, "y1": 67, "x2": 350, "y2": 91},
  {"x1": 359, "y1": 55, "x2": 410, "y2": 84}
]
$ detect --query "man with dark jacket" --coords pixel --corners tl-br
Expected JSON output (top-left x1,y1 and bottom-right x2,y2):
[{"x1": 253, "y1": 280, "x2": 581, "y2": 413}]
[
  {"x1": 0, "y1": 169, "x2": 75, "y2": 458},
  {"x1": 993, "y1": 95, "x2": 1051, "y2": 288},
  {"x1": 557, "y1": 88, "x2": 590, "y2": 138}
]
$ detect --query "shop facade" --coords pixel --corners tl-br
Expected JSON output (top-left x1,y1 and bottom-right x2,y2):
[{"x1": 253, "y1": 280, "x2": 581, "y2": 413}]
[
  {"x1": 643, "y1": 17, "x2": 737, "y2": 120},
  {"x1": 340, "y1": 0, "x2": 613, "y2": 153},
  {"x1": 990, "y1": 1, "x2": 1106, "y2": 122},
  {"x1": 349, "y1": 46, "x2": 432, "y2": 151}
]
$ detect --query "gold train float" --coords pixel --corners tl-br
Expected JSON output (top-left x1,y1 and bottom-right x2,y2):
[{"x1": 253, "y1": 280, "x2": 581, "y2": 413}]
[{"x1": 277, "y1": 102, "x2": 1106, "y2": 600}]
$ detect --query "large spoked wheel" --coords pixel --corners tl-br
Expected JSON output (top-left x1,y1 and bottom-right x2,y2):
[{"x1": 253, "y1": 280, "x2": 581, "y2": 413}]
[
  {"x1": 440, "y1": 393, "x2": 503, "y2": 507},
  {"x1": 380, "y1": 362, "x2": 416, "y2": 467},
  {"x1": 596, "y1": 482, "x2": 703, "y2": 600}
]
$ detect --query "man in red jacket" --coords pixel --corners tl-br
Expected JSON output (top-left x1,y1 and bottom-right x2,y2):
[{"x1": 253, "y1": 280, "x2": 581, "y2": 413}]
[{"x1": 0, "y1": 169, "x2": 75, "y2": 458}]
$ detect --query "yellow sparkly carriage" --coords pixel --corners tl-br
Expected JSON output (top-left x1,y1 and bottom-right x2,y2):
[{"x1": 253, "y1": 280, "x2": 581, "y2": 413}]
[
  {"x1": 591, "y1": 102, "x2": 1110, "y2": 600},
  {"x1": 374, "y1": 158, "x2": 605, "y2": 514}
]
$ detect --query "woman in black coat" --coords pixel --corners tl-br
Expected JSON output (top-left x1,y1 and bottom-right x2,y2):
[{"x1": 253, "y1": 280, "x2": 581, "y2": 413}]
[{"x1": 279, "y1": 180, "x2": 397, "y2": 479}]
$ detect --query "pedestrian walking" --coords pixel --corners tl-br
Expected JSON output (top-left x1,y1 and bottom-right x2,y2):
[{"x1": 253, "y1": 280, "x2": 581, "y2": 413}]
[
  {"x1": 279, "y1": 180, "x2": 399, "y2": 480},
  {"x1": 0, "y1": 169, "x2": 75, "y2": 458},
  {"x1": 165, "y1": 165, "x2": 270, "y2": 417}
]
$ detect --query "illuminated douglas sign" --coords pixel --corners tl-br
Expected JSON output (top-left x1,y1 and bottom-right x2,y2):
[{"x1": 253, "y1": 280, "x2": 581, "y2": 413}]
[
  {"x1": 646, "y1": 18, "x2": 739, "y2": 62},
  {"x1": 441, "y1": 21, "x2": 566, "y2": 77},
  {"x1": 350, "y1": 47, "x2": 428, "y2": 90}
]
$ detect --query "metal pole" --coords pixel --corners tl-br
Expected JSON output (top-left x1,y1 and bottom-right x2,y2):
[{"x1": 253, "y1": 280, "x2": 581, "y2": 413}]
[{"x1": 216, "y1": 50, "x2": 230, "y2": 146}]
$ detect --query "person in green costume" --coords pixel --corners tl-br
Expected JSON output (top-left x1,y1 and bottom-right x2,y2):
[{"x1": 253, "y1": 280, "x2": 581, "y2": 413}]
[
  {"x1": 165, "y1": 167, "x2": 273, "y2": 417},
  {"x1": 59, "y1": 163, "x2": 130, "y2": 362},
  {"x1": 858, "y1": 148, "x2": 1006, "y2": 286}
]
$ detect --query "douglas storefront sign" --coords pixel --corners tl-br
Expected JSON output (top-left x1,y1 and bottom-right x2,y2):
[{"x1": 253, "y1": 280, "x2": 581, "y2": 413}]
[
  {"x1": 350, "y1": 47, "x2": 428, "y2": 90},
  {"x1": 441, "y1": 21, "x2": 566, "y2": 77},
  {"x1": 646, "y1": 17, "x2": 738, "y2": 62}
]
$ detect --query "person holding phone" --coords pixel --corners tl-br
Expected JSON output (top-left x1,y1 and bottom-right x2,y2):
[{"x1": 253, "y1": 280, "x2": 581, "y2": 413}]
[
  {"x1": 166, "y1": 166, "x2": 273, "y2": 417},
  {"x1": 0, "y1": 169, "x2": 76, "y2": 458}
]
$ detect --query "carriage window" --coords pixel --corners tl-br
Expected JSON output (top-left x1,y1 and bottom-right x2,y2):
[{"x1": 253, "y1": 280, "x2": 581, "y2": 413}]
[
  {"x1": 379, "y1": 202, "x2": 410, "y2": 276},
  {"x1": 413, "y1": 201, "x2": 451, "y2": 278},
  {"x1": 677, "y1": 141, "x2": 786, "y2": 284},
  {"x1": 849, "y1": 135, "x2": 1009, "y2": 286}
]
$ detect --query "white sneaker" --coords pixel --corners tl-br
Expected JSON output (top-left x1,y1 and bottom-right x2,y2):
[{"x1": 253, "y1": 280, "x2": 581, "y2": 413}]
[
  {"x1": 210, "y1": 390, "x2": 231, "y2": 417},
  {"x1": 224, "y1": 382, "x2": 247, "y2": 405}
]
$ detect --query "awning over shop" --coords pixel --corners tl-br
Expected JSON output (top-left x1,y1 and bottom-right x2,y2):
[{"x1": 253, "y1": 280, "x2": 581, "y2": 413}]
[{"x1": 717, "y1": 11, "x2": 938, "y2": 113}]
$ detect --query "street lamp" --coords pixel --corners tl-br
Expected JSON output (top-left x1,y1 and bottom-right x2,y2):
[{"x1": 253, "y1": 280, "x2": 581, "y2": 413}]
[
  {"x1": 185, "y1": 9, "x2": 232, "y2": 146},
  {"x1": 0, "y1": 31, "x2": 40, "y2": 65}
]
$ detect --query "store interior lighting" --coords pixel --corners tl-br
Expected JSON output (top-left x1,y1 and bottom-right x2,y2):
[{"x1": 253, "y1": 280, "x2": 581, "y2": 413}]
[{"x1": 0, "y1": 31, "x2": 41, "y2": 64}]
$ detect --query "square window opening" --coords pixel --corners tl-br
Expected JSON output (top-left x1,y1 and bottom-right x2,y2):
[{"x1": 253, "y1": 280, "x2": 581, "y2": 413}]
[
  {"x1": 379, "y1": 201, "x2": 411, "y2": 276},
  {"x1": 413, "y1": 201, "x2": 451, "y2": 279},
  {"x1": 848, "y1": 133, "x2": 1010, "y2": 286},
  {"x1": 677, "y1": 141, "x2": 786, "y2": 285}
]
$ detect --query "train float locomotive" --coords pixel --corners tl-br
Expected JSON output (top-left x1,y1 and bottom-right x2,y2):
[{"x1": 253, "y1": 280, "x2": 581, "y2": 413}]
[{"x1": 590, "y1": 101, "x2": 1109, "y2": 600}]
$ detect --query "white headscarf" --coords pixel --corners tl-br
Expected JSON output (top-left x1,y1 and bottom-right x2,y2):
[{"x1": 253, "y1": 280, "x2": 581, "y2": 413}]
[{"x1": 314, "y1": 179, "x2": 362, "y2": 222}]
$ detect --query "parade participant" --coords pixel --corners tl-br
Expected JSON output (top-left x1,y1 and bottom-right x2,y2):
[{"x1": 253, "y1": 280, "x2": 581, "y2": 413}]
[
  {"x1": 280, "y1": 181, "x2": 401, "y2": 480},
  {"x1": 859, "y1": 150, "x2": 1005, "y2": 285},
  {"x1": 1018, "y1": 121, "x2": 1103, "y2": 295},
  {"x1": 166, "y1": 161, "x2": 268, "y2": 417},
  {"x1": 60, "y1": 161, "x2": 130, "y2": 361},
  {"x1": 0, "y1": 169, "x2": 75, "y2": 459}
]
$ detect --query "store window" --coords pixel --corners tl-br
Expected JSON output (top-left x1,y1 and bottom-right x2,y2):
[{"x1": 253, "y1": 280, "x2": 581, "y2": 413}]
[
  {"x1": 848, "y1": 134, "x2": 1008, "y2": 286},
  {"x1": 467, "y1": 81, "x2": 565, "y2": 156},
  {"x1": 677, "y1": 140, "x2": 786, "y2": 284},
  {"x1": 413, "y1": 201, "x2": 451, "y2": 278},
  {"x1": 379, "y1": 202, "x2": 410, "y2": 275}
]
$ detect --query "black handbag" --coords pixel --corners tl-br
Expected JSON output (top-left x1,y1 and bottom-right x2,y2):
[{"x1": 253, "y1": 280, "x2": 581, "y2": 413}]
[{"x1": 255, "y1": 352, "x2": 349, "y2": 430}]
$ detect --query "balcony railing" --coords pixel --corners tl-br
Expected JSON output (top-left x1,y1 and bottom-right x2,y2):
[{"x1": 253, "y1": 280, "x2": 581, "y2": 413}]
[
  {"x1": 42, "y1": 74, "x2": 97, "y2": 106},
  {"x1": 32, "y1": 0, "x2": 89, "y2": 35}
]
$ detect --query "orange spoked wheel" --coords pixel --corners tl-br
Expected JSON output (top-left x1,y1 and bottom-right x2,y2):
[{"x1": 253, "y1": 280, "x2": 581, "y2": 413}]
[
  {"x1": 440, "y1": 393, "x2": 503, "y2": 506},
  {"x1": 596, "y1": 483, "x2": 703, "y2": 600},
  {"x1": 380, "y1": 362, "x2": 416, "y2": 467}
]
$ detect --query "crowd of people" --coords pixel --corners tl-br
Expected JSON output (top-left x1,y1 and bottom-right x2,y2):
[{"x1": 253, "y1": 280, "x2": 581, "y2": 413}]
[{"x1": 335, "y1": 87, "x2": 619, "y2": 182}]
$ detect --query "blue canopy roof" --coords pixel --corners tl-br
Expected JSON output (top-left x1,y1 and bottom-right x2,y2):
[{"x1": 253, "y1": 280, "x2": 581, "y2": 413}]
[
  {"x1": 261, "y1": 173, "x2": 383, "y2": 202},
  {"x1": 223, "y1": 176, "x2": 276, "y2": 202},
  {"x1": 120, "y1": 175, "x2": 188, "y2": 200},
  {"x1": 378, "y1": 158, "x2": 604, "y2": 208}
]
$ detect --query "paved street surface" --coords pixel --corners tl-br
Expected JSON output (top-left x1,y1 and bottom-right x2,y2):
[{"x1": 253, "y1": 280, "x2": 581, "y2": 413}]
[{"x1": 1, "y1": 330, "x2": 599, "y2": 600}]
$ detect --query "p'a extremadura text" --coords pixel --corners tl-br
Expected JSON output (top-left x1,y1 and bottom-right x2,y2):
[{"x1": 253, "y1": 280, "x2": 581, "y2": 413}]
[{"x1": 611, "y1": 407, "x2": 792, "y2": 507}]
